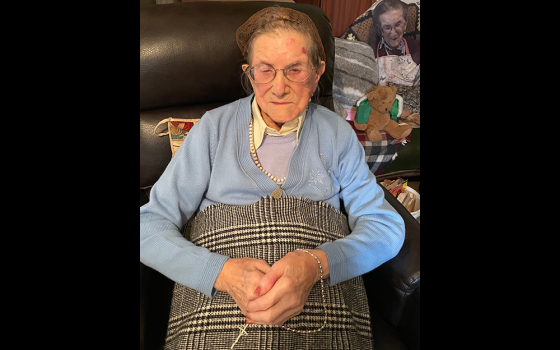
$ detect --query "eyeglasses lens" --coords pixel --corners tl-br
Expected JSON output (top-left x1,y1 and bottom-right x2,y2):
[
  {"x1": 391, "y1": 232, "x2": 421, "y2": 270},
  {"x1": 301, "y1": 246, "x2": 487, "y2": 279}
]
[{"x1": 249, "y1": 63, "x2": 312, "y2": 83}]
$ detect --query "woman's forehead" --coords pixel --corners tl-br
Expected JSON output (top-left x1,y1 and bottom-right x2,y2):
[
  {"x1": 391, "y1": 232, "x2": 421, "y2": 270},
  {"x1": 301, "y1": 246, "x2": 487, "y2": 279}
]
[
  {"x1": 250, "y1": 30, "x2": 310, "y2": 62},
  {"x1": 380, "y1": 9, "x2": 404, "y2": 25},
  {"x1": 254, "y1": 30, "x2": 310, "y2": 48}
]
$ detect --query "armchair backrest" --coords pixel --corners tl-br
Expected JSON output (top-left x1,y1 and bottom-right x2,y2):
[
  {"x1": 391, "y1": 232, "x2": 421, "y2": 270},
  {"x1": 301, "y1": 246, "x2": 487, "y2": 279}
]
[{"x1": 140, "y1": 1, "x2": 335, "y2": 189}]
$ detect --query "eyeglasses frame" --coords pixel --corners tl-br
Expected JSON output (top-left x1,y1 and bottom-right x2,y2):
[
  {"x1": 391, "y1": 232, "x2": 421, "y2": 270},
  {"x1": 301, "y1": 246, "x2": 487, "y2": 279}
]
[{"x1": 242, "y1": 62, "x2": 317, "y2": 84}]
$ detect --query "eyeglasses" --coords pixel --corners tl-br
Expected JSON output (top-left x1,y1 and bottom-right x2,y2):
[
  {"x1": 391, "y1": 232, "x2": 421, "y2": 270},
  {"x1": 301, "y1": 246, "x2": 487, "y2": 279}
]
[
  {"x1": 381, "y1": 20, "x2": 406, "y2": 33},
  {"x1": 242, "y1": 62, "x2": 316, "y2": 84}
]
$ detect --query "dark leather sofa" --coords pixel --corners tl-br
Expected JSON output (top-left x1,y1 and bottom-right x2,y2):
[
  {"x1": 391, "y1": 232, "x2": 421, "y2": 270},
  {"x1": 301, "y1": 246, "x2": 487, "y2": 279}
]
[{"x1": 140, "y1": 2, "x2": 420, "y2": 349}]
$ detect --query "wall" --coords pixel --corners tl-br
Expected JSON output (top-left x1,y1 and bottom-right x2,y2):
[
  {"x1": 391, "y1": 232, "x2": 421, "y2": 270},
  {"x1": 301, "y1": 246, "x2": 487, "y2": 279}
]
[{"x1": 152, "y1": 0, "x2": 378, "y2": 38}]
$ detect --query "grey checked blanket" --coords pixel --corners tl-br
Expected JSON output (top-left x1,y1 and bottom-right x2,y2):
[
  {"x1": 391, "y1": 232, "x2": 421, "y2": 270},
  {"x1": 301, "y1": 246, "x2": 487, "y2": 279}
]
[
  {"x1": 165, "y1": 196, "x2": 373, "y2": 350},
  {"x1": 333, "y1": 37, "x2": 378, "y2": 110}
]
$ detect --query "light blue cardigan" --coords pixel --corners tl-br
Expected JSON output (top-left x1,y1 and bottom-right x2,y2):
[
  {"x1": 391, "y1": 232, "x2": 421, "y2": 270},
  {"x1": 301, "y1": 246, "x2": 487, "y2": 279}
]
[{"x1": 140, "y1": 95, "x2": 405, "y2": 297}]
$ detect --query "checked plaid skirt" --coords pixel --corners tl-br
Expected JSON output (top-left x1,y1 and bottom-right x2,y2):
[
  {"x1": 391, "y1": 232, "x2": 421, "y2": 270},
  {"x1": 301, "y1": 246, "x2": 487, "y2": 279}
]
[{"x1": 164, "y1": 196, "x2": 374, "y2": 350}]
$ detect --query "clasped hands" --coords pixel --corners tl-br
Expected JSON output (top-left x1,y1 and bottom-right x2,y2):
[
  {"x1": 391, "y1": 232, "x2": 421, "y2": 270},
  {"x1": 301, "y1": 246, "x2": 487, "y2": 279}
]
[{"x1": 214, "y1": 249, "x2": 328, "y2": 326}]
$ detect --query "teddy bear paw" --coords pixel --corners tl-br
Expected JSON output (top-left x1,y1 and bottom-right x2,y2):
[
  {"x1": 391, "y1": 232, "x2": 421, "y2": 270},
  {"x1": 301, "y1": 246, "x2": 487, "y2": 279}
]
[{"x1": 366, "y1": 129, "x2": 383, "y2": 143}]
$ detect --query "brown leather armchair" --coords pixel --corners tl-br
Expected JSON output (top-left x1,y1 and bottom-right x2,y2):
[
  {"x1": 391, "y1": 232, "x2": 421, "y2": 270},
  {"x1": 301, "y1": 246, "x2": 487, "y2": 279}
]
[{"x1": 140, "y1": 2, "x2": 419, "y2": 349}]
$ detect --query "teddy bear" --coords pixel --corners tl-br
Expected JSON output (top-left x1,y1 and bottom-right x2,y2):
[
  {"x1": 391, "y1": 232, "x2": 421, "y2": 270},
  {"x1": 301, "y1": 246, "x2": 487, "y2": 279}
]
[{"x1": 353, "y1": 84, "x2": 413, "y2": 143}]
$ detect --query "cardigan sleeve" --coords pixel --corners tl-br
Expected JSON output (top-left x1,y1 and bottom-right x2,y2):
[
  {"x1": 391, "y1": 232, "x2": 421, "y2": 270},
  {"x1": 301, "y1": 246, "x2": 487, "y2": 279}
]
[
  {"x1": 140, "y1": 113, "x2": 229, "y2": 298},
  {"x1": 317, "y1": 120, "x2": 405, "y2": 286}
]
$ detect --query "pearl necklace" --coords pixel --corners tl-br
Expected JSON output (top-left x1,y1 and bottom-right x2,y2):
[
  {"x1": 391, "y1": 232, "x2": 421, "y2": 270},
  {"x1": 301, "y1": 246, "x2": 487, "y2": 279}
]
[{"x1": 249, "y1": 118, "x2": 286, "y2": 198}]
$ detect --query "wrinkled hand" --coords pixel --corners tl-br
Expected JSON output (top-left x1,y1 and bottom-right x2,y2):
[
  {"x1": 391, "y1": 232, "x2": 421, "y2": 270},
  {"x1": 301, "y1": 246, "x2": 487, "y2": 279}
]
[
  {"x1": 214, "y1": 257, "x2": 271, "y2": 317},
  {"x1": 245, "y1": 249, "x2": 329, "y2": 326}
]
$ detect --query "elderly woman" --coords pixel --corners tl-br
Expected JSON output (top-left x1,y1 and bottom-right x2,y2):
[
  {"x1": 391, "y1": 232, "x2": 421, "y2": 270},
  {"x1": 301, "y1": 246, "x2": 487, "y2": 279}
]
[
  {"x1": 372, "y1": 0, "x2": 420, "y2": 85},
  {"x1": 140, "y1": 6, "x2": 405, "y2": 350}
]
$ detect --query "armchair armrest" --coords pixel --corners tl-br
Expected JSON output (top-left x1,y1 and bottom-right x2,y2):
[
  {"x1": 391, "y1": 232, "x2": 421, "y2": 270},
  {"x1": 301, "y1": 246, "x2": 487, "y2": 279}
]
[{"x1": 362, "y1": 186, "x2": 420, "y2": 347}]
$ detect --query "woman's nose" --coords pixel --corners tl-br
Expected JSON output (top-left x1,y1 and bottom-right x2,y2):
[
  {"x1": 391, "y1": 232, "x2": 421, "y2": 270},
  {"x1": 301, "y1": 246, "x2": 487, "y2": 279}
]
[{"x1": 272, "y1": 70, "x2": 289, "y2": 95}]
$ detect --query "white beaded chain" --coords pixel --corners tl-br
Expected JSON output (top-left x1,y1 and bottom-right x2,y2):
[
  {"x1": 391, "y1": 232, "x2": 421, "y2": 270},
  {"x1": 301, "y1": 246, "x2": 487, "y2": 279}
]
[
  {"x1": 249, "y1": 119, "x2": 286, "y2": 185},
  {"x1": 282, "y1": 249, "x2": 327, "y2": 333},
  {"x1": 231, "y1": 249, "x2": 327, "y2": 348}
]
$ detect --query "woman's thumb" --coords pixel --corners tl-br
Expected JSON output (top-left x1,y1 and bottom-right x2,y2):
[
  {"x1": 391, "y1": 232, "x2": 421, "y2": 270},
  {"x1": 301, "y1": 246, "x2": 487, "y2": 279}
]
[{"x1": 254, "y1": 265, "x2": 283, "y2": 296}]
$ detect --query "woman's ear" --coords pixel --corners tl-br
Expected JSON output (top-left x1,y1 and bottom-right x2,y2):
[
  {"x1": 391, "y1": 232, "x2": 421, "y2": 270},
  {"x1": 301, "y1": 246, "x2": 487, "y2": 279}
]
[
  {"x1": 242, "y1": 64, "x2": 256, "y2": 91},
  {"x1": 314, "y1": 61, "x2": 326, "y2": 83}
]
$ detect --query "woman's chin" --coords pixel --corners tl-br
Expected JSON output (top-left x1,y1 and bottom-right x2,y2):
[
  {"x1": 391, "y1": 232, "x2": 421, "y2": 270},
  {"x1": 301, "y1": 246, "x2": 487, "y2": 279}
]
[
  {"x1": 266, "y1": 106, "x2": 300, "y2": 124},
  {"x1": 386, "y1": 37, "x2": 403, "y2": 48}
]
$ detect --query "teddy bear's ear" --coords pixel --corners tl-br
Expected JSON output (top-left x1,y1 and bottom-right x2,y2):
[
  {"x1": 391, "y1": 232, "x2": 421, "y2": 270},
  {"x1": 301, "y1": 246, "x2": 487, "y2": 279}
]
[
  {"x1": 367, "y1": 88, "x2": 380, "y2": 101},
  {"x1": 390, "y1": 85, "x2": 397, "y2": 94}
]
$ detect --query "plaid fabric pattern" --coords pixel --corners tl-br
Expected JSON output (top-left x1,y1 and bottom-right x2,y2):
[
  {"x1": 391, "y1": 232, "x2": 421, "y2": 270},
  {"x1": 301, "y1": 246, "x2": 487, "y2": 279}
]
[
  {"x1": 165, "y1": 196, "x2": 373, "y2": 350},
  {"x1": 347, "y1": 121, "x2": 408, "y2": 175}
]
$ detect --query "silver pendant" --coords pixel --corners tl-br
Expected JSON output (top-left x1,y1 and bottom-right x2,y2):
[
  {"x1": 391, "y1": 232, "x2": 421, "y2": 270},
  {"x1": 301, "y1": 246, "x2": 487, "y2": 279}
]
[{"x1": 271, "y1": 187, "x2": 283, "y2": 199}]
